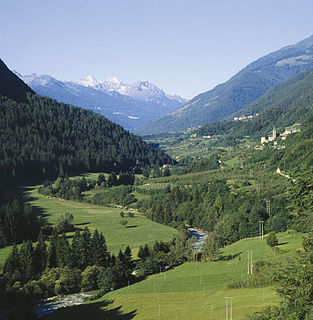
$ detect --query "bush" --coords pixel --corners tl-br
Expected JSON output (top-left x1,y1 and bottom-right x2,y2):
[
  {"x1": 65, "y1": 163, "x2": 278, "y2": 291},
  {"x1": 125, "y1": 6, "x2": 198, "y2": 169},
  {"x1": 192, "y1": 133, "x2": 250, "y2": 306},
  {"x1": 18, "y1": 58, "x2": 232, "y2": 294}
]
[
  {"x1": 81, "y1": 265, "x2": 103, "y2": 292},
  {"x1": 119, "y1": 219, "x2": 128, "y2": 227},
  {"x1": 266, "y1": 232, "x2": 278, "y2": 247},
  {"x1": 55, "y1": 267, "x2": 81, "y2": 295},
  {"x1": 55, "y1": 212, "x2": 74, "y2": 233}
]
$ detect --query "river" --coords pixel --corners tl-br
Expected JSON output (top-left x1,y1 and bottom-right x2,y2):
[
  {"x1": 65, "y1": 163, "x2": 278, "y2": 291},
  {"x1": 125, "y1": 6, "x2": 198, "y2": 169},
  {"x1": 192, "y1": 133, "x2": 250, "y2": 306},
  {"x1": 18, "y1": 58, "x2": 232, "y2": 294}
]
[
  {"x1": 188, "y1": 227, "x2": 208, "y2": 253},
  {"x1": 34, "y1": 228, "x2": 207, "y2": 318},
  {"x1": 36, "y1": 291, "x2": 94, "y2": 318}
]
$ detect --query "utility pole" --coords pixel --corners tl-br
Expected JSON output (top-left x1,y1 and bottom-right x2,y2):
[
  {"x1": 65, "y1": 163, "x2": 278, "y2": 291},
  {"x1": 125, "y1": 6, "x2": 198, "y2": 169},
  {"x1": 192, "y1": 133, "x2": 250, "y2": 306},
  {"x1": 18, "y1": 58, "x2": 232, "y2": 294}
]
[
  {"x1": 225, "y1": 297, "x2": 234, "y2": 320},
  {"x1": 258, "y1": 221, "x2": 264, "y2": 240},
  {"x1": 247, "y1": 251, "x2": 253, "y2": 274}
]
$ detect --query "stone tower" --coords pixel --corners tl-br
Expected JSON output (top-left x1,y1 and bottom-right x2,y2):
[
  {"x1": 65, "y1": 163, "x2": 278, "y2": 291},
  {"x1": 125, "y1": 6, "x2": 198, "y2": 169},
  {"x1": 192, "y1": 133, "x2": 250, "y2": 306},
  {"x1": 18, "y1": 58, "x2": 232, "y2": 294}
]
[{"x1": 272, "y1": 127, "x2": 277, "y2": 140}]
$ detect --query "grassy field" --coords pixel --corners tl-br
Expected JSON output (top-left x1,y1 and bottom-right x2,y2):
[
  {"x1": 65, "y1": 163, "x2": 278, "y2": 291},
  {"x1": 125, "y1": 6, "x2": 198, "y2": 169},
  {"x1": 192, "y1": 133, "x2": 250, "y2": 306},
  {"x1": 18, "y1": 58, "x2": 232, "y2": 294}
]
[
  {"x1": 28, "y1": 186, "x2": 178, "y2": 254},
  {"x1": 0, "y1": 245, "x2": 13, "y2": 271},
  {"x1": 0, "y1": 185, "x2": 178, "y2": 265},
  {"x1": 42, "y1": 230, "x2": 302, "y2": 320}
]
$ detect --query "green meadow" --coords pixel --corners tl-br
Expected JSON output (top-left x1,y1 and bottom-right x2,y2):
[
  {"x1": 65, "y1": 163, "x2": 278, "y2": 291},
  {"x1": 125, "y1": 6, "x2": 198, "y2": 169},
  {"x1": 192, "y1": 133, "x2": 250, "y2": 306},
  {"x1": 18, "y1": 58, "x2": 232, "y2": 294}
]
[
  {"x1": 43, "y1": 230, "x2": 302, "y2": 320},
  {"x1": 0, "y1": 184, "x2": 178, "y2": 264}
]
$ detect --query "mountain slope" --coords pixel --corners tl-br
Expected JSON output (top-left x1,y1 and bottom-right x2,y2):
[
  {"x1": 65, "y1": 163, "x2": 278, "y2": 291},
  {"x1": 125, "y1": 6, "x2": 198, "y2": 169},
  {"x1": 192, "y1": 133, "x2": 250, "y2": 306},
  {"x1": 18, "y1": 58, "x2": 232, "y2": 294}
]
[
  {"x1": 234, "y1": 65, "x2": 313, "y2": 117},
  {"x1": 137, "y1": 34, "x2": 313, "y2": 135},
  {"x1": 0, "y1": 59, "x2": 34, "y2": 102},
  {"x1": 18, "y1": 73, "x2": 186, "y2": 131},
  {"x1": 0, "y1": 60, "x2": 173, "y2": 192},
  {"x1": 196, "y1": 66, "x2": 313, "y2": 139}
]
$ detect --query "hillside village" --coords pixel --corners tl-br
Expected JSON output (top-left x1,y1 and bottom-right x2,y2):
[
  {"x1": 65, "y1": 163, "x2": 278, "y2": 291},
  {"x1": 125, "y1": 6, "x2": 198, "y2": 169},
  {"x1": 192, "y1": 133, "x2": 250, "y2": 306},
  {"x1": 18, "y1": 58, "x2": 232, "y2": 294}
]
[{"x1": 261, "y1": 125, "x2": 301, "y2": 144}]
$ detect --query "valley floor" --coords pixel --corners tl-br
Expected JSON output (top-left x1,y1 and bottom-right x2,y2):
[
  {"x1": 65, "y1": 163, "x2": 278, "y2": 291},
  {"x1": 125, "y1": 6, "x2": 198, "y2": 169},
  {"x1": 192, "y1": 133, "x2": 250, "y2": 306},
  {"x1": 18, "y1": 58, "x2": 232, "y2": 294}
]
[{"x1": 42, "y1": 230, "x2": 302, "y2": 320}]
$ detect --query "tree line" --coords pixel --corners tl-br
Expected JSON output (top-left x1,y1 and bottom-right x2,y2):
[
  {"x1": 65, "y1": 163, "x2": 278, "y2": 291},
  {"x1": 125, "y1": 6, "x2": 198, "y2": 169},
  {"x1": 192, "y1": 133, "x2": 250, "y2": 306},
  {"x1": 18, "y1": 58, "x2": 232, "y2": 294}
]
[
  {"x1": 0, "y1": 200, "x2": 42, "y2": 247},
  {"x1": 0, "y1": 223, "x2": 194, "y2": 318},
  {"x1": 136, "y1": 179, "x2": 289, "y2": 244},
  {"x1": 38, "y1": 172, "x2": 135, "y2": 202}
]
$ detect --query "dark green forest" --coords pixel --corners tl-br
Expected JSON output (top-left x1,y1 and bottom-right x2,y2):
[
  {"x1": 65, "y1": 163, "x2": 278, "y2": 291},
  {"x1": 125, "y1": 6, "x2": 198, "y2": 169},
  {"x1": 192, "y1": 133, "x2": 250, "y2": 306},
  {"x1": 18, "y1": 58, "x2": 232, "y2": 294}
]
[{"x1": 0, "y1": 94, "x2": 172, "y2": 199}]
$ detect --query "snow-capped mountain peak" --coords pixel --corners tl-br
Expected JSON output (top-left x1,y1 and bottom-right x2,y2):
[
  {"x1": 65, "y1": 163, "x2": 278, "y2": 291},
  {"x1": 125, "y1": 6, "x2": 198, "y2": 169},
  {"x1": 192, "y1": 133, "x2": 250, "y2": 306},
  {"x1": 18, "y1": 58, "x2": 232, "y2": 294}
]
[
  {"x1": 16, "y1": 71, "x2": 187, "y2": 131},
  {"x1": 74, "y1": 75, "x2": 187, "y2": 104},
  {"x1": 77, "y1": 75, "x2": 101, "y2": 87},
  {"x1": 75, "y1": 75, "x2": 123, "y2": 92}
]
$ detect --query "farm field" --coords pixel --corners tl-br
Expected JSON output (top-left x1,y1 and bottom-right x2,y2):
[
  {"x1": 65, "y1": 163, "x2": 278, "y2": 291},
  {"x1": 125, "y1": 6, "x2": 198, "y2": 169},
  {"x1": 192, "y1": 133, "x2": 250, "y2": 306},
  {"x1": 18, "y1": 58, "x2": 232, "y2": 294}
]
[{"x1": 42, "y1": 230, "x2": 303, "y2": 320}]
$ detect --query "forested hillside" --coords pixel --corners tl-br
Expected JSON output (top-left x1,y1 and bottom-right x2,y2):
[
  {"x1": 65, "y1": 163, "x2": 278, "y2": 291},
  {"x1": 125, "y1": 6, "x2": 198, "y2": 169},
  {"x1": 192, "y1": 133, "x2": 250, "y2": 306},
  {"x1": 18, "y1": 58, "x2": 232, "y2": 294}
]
[
  {"x1": 0, "y1": 60, "x2": 173, "y2": 200},
  {"x1": 0, "y1": 95, "x2": 172, "y2": 190}
]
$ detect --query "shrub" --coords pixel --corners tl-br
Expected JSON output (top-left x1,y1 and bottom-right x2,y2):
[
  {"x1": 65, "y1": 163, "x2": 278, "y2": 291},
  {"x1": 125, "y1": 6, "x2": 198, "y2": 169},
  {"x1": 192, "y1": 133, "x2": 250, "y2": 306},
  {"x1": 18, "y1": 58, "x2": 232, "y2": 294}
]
[
  {"x1": 266, "y1": 232, "x2": 278, "y2": 247},
  {"x1": 81, "y1": 265, "x2": 103, "y2": 292}
]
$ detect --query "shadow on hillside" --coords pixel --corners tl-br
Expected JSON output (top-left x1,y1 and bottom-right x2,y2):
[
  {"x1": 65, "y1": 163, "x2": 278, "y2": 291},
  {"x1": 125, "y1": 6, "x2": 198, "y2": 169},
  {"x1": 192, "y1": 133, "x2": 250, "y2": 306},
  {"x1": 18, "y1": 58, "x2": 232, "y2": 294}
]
[
  {"x1": 75, "y1": 222, "x2": 91, "y2": 226},
  {"x1": 219, "y1": 251, "x2": 242, "y2": 261},
  {"x1": 126, "y1": 225, "x2": 138, "y2": 229},
  {"x1": 277, "y1": 242, "x2": 288, "y2": 246},
  {"x1": 43, "y1": 299, "x2": 137, "y2": 320}
]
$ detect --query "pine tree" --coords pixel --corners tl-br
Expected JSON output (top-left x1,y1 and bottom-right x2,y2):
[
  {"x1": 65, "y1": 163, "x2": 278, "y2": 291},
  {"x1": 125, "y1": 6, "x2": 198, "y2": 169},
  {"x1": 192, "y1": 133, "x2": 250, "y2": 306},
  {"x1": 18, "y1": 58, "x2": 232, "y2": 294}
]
[
  {"x1": 81, "y1": 227, "x2": 92, "y2": 269},
  {"x1": 91, "y1": 230, "x2": 109, "y2": 267},
  {"x1": 56, "y1": 233, "x2": 71, "y2": 267},
  {"x1": 33, "y1": 229, "x2": 47, "y2": 275},
  {"x1": 164, "y1": 203, "x2": 173, "y2": 224},
  {"x1": 47, "y1": 228, "x2": 58, "y2": 268},
  {"x1": 123, "y1": 246, "x2": 134, "y2": 272},
  {"x1": 138, "y1": 244, "x2": 150, "y2": 259},
  {"x1": 71, "y1": 229, "x2": 82, "y2": 269},
  {"x1": 19, "y1": 240, "x2": 34, "y2": 283}
]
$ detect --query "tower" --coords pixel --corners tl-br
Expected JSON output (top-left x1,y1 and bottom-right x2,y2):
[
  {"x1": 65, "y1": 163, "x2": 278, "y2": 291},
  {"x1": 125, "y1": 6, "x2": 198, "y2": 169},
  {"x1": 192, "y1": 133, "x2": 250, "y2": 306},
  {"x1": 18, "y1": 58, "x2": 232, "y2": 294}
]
[{"x1": 272, "y1": 127, "x2": 276, "y2": 140}]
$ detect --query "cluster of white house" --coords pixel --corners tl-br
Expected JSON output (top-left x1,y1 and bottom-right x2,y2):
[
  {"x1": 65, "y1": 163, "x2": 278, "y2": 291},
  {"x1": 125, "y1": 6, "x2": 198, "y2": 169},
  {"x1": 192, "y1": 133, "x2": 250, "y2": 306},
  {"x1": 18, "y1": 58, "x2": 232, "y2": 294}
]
[
  {"x1": 261, "y1": 126, "x2": 300, "y2": 144},
  {"x1": 233, "y1": 113, "x2": 260, "y2": 121}
]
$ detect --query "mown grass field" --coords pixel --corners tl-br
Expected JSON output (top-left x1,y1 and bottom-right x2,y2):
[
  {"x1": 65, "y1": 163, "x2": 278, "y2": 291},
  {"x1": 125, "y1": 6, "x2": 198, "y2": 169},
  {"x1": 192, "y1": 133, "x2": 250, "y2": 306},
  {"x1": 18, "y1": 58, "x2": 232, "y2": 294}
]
[
  {"x1": 43, "y1": 230, "x2": 303, "y2": 320},
  {"x1": 0, "y1": 184, "x2": 178, "y2": 266},
  {"x1": 28, "y1": 186, "x2": 178, "y2": 254}
]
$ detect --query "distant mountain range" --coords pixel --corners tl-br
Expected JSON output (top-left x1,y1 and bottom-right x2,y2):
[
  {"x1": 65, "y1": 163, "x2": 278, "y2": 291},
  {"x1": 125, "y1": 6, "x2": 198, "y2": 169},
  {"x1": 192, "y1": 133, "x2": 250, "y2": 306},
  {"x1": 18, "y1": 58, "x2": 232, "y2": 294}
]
[
  {"x1": 17, "y1": 72, "x2": 187, "y2": 131},
  {"x1": 137, "y1": 34, "x2": 313, "y2": 135}
]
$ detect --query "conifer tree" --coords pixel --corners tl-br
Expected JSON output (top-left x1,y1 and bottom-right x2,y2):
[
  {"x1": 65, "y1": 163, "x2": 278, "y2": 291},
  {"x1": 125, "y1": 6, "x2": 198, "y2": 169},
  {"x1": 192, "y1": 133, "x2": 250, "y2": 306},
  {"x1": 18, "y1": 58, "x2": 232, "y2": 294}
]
[
  {"x1": 71, "y1": 229, "x2": 82, "y2": 269},
  {"x1": 80, "y1": 227, "x2": 92, "y2": 269},
  {"x1": 56, "y1": 233, "x2": 71, "y2": 268},
  {"x1": 33, "y1": 229, "x2": 47, "y2": 275},
  {"x1": 19, "y1": 240, "x2": 34, "y2": 283},
  {"x1": 91, "y1": 229, "x2": 109, "y2": 267},
  {"x1": 47, "y1": 228, "x2": 58, "y2": 268}
]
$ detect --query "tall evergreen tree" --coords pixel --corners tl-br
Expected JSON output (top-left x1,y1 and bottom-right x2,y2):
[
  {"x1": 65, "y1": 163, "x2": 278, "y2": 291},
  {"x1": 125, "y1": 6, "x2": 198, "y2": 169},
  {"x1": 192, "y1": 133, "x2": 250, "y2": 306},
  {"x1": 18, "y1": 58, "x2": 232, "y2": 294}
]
[
  {"x1": 19, "y1": 240, "x2": 34, "y2": 283},
  {"x1": 47, "y1": 228, "x2": 58, "y2": 268},
  {"x1": 80, "y1": 227, "x2": 92, "y2": 269},
  {"x1": 91, "y1": 230, "x2": 109, "y2": 267},
  {"x1": 33, "y1": 229, "x2": 47, "y2": 276},
  {"x1": 56, "y1": 233, "x2": 71, "y2": 268},
  {"x1": 71, "y1": 229, "x2": 82, "y2": 269}
]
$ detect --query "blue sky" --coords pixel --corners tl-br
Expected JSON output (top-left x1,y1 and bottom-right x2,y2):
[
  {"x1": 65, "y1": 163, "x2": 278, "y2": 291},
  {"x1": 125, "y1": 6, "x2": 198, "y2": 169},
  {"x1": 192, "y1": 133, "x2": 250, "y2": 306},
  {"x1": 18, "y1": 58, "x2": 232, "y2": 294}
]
[{"x1": 1, "y1": 0, "x2": 313, "y2": 98}]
